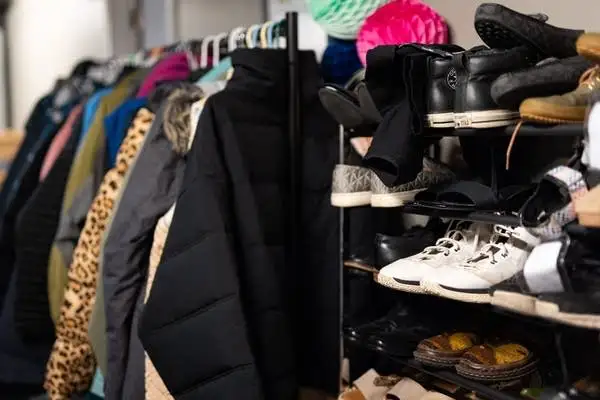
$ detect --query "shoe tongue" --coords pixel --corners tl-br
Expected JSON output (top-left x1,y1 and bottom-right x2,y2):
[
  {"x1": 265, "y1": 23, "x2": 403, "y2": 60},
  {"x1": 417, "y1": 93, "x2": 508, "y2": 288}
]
[{"x1": 470, "y1": 245, "x2": 502, "y2": 264}]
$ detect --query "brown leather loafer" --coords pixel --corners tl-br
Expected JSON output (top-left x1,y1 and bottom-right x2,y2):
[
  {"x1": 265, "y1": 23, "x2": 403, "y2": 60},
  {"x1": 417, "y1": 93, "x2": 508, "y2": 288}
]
[
  {"x1": 413, "y1": 332, "x2": 480, "y2": 368},
  {"x1": 456, "y1": 342, "x2": 538, "y2": 382}
]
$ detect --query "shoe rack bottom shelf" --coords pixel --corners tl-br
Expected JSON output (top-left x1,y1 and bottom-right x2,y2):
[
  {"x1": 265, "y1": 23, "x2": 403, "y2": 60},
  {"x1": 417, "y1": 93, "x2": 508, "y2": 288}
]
[{"x1": 390, "y1": 357, "x2": 523, "y2": 400}]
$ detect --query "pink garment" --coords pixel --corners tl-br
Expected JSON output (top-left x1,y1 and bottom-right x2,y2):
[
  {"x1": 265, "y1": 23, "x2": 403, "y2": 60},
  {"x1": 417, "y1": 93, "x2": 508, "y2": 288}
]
[
  {"x1": 40, "y1": 103, "x2": 83, "y2": 182},
  {"x1": 356, "y1": 0, "x2": 448, "y2": 65},
  {"x1": 136, "y1": 53, "x2": 193, "y2": 98}
]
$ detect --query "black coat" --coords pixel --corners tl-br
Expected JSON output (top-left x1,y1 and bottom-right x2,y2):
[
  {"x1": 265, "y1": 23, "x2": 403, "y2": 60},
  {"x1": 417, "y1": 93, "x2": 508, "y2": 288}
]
[{"x1": 139, "y1": 49, "x2": 340, "y2": 399}]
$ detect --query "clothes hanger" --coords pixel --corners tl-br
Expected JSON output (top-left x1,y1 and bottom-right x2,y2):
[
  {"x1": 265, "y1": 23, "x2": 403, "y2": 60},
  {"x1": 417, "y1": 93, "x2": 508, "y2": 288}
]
[
  {"x1": 200, "y1": 35, "x2": 215, "y2": 69},
  {"x1": 259, "y1": 22, "x2": 270, "y2": 49},
  {"x1": 272, "y1": 21, "x2": 285, "y2": 48},
  {"x1": 266, "y1": 22, "x2": 276, "y2": 48},
  {"x1": 251, "y1": 25, "x2": 261, "y2": 48},
  {"x1": 183, "y1": 41, "x2": 199, "y2": 71},
  {"x1": 212, "y1": 33, "x2": 228, "y2": 67},
  {"x1": 245, "y1": 24, "x2": 261, "y2": 48},
  {"x1": 228, "y1": 27, "x2": 246, "y2": 52}
]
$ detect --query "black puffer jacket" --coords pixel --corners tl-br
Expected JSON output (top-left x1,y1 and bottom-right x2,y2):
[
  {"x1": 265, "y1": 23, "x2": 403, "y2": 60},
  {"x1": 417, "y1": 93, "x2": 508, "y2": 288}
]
[{"x1": 138, "y1": 49, "x2": 339, "y2": 399}]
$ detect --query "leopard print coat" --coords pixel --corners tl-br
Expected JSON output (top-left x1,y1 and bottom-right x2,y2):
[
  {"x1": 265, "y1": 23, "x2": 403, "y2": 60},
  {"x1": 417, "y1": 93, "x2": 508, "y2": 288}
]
[{"x1": 44, "y1": 107, "x2": 155, "y2": 400}]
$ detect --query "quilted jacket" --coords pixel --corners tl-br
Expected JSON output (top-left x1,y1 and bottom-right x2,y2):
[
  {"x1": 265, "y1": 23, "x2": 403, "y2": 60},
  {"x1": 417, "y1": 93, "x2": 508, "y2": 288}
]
[{"x1": 139, "y1": 49, "x2": 340, "y2": 399}]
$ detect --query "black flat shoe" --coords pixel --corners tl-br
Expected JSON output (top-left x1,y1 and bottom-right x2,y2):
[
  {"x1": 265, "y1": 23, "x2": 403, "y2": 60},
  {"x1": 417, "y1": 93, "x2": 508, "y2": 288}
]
[
  {"x1": 474, "y1": 3, "x2": 583, "y2": 59},
  {"x1": 491, "y1": 56, "x2": 594, "y2": 110},
  {"x1": 368, "y1": 324, "x2": 434, "y2": 357}
]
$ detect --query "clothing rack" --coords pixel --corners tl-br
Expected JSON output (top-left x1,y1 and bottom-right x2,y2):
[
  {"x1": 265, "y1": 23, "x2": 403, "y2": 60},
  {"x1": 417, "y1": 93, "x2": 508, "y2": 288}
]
[{"x1": 286, "y1": 11, "x2": 301, "y2": 275}]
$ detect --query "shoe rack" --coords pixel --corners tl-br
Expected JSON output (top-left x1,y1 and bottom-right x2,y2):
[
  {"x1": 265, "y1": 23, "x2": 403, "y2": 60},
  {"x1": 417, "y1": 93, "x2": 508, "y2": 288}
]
[
  {"x1": 339, "y1": 122, "x2": 596, "y2": 400},
  {"x1": 403, "y1": 123, "x2": 585, "y2": 226}
]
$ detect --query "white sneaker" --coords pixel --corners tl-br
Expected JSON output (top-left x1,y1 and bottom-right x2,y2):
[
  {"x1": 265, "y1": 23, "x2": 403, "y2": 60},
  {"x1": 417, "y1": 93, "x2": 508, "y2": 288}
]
[
  {"x1": 421, "y1": 225, "x2": 540, "y2": 303},
  {"x1": 376, "y1": 221, "x2": 492, "y2": 294}
]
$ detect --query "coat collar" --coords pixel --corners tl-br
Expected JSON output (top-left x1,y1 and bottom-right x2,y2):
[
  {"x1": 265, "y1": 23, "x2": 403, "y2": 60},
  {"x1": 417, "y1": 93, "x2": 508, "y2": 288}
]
[{"x1": 229, "y1": 49, "x2": 322, "y2": 102}]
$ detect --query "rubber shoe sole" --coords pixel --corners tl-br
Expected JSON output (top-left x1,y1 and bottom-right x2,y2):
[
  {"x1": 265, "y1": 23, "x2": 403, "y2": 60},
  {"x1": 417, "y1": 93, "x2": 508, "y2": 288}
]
[
  {"x1": 520, "y1": 99, "x2": 586, "y2": 124},
  {"x1": 370, "y1": 188, "x2": 426, "y2": 208},
  {"x1": 426, "y1": 112, "x2": 455, "y2": 128},
  {"x1": 454, "y1": 110, "x2": 520, "y2": 128},
  {"x1": 330, "y1": 191, "x2": 371, "y2": 207},
  {"x1": 474, "y1": 3, "x2": 581, "y2": 58}
]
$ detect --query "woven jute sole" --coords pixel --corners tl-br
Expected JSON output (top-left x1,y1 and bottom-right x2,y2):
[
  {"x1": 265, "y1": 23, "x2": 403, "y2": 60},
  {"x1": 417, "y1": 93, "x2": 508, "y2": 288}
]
[
  {"x1": 535, "y1": 300, "x2": 600, "y2": 330},
  {"x1": 421, "y1": 280, "x2": 491, "y2": 304},
  {"x1": 376, "y1": 274, "x2": 426, "y2": 294},
  {"x1": 490, "y1": 291, "x2": 537, "y2": 317}
]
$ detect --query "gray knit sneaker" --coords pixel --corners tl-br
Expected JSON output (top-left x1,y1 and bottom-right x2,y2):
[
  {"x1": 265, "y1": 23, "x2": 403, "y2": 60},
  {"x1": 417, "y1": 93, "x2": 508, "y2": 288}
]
[
  {"x1": 331, "y1": 164, "x2": 372, "y2": 207},
  {"x1": 371, "y1": 157, "x2": 455, "y2": 208}
]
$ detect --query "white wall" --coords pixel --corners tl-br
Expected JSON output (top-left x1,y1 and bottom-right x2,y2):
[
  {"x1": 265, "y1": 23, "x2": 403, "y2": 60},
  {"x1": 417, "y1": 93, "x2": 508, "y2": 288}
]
[
  {"x1": 267, "y1": 0, "x2": 326, "y2": 59},
  {"x1": 7, "y1": 0, "x2": 112, "y2": 129},
  {"x1": 174, "y1": 0, "x2": 264, "y2": 41}
]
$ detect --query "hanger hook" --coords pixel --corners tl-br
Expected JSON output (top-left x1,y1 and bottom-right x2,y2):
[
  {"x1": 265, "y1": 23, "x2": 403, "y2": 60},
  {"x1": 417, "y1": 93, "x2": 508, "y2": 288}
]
[
  {"x1": 266, "y1": 22, "x2": 276, "y2": 48},
  {"x1": 228, "y1": 27, "x2": 245, "y2": 52},
  {"x1": 245, "y1": 24, "x2": 261, "y2": 48},
  {"x1": 200, "y1": 35, "x2": 215, "y2": 69},
  {"x1": 212, "y1": 32, "x2": 228, "y2": 67},
  {"x1": 259, "y1": 22, "x2": 271, "y2": 49}
]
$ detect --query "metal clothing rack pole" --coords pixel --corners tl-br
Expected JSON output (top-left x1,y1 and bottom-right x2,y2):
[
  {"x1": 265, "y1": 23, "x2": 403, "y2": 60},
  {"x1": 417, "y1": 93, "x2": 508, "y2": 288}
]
[{"x1": 286, "y1": 11, "x2": 301, "y2": 270}]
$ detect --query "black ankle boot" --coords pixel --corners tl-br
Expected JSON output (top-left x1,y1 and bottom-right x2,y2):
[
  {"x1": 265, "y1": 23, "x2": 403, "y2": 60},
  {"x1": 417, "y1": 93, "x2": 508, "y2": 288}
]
[
  {"x1": 453, "y1": 46, "x2": 536, "y2": 128},
  {"x1": 426, "y1": 55, "x2": 459, "y2": 128}
]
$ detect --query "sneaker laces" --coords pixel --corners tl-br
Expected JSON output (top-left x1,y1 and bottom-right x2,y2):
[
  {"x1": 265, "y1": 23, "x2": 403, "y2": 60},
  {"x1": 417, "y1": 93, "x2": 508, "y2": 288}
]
[
  {"x1": 460, "y1": 226, "x2": 512, "y2": 270},
  {"x1": 420, "y1": 223, "x2": 481, "y2": 258},
  {"x1": 506, "y1": 119, "x2": 523, "y2": 170}
]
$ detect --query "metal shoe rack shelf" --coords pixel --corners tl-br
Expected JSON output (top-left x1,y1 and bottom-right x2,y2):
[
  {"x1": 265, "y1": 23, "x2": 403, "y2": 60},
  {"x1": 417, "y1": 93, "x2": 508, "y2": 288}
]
[
  {"x1": 340, "y1": 122, "x2": 596, "y2": 400},
  {"x1": 403, "y1": 123, "x2": 585, "y2": 226}
]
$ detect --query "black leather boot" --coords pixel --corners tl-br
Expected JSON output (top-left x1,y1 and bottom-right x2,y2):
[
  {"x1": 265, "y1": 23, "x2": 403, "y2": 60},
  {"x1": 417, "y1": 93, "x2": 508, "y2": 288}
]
[
  {"x1": 425, "y1": 47, "x2": 464, "y2": 128},
  {"x1": 453, "y1": 46, "x2": 536, "y2": 128}
]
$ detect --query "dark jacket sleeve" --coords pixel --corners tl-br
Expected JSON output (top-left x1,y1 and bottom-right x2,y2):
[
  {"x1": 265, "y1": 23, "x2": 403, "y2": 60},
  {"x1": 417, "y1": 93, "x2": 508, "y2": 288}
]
[
  {"x1": 138, "y1": 100, "x2": 264, "y2": 400},
  {"x1": 102, "y1": 108, "x2": 185, "y2": 400}
]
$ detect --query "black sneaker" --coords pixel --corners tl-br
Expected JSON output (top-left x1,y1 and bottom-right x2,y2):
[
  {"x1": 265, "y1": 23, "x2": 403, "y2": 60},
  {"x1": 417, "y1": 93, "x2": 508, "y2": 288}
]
[
  {"x1": 453, "y1": 46, "x2": 536, "y2": 128},
  {"x1": 490, "y1": 238, "x2": 570, "y2": 316},
  {"x1": 491, "y1": 56, "x2": 594, "y2": 110},
  {"x1": 345, "y1": 302, "x2": 415, "y2": 345},
  {"x1": 474, "y1": 3, "x2": 584, "y2": 59},
  {"x1": 534, "y1": 225, "x2": 600, "y2": 329}
]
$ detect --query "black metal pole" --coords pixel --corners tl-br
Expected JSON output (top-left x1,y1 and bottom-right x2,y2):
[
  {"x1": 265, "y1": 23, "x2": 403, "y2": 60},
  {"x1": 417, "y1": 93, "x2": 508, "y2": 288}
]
[{"x1": 286, "y1": 11, "x2": 300, "y2": 270}]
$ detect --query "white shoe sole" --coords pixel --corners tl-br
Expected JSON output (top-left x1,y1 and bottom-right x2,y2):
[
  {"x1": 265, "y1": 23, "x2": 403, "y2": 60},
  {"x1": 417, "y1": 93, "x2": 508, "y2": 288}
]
[
  {"x1": 426, "y1": 112, "x2": 455, "y2": 128},
  {"x1": 535, "y1": 300, "x2": 600, "y2": 330},
  {"x1": 370, "y1": 188, "x2": 426, "y2": 208},
  {"x1": 376, "y1": 273, "x2": 426, "y2": 294},
  {"x1": 454, "y1": 110, "x2": 520, "y2": 128},
  {"x1": 331, "y1": 191, "x2": 371, "y2": 207},
  {"x1": 490, "y1": 291, "x2": 537, "y2": 316},
  {"x1": 421, "y1": 280, "x2": 491, "y2": 303}
]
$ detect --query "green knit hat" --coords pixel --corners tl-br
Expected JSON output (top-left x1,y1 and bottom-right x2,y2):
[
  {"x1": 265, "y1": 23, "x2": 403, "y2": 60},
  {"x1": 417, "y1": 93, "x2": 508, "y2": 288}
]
[{"x1": 307, "y1": 0, "x2": 392, "y2": 40}]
